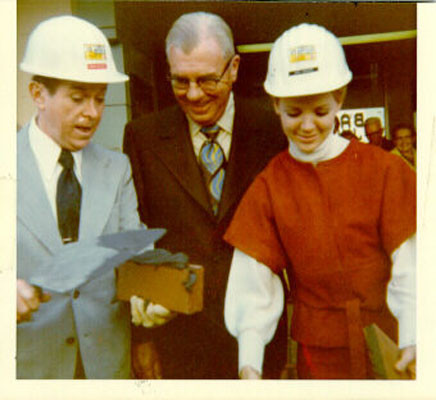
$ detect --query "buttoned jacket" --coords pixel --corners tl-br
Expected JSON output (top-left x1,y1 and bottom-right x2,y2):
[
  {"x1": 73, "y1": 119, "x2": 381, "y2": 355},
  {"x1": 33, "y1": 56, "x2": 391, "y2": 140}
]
[{"x1": 17, "y1": 125, "x2": 141, "y2": 379}]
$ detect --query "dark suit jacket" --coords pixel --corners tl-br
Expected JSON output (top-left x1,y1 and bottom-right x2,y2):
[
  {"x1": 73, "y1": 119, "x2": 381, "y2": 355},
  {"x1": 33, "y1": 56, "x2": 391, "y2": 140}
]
[{"x1": 124, "y1": 96, "x2": 288, "y2": 378}]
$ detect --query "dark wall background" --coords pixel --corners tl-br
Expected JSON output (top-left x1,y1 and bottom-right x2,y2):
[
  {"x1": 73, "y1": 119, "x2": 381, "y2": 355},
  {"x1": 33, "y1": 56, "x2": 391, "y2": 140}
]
[{"x1": 114, "y1": 1, "x2": 416, "y2": 136}]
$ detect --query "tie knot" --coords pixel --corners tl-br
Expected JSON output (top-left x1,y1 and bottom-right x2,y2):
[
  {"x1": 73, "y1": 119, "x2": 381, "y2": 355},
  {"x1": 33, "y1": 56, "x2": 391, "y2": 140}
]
[
  {"x1": 200, "y1": 125, "x2": 220, "y2": 141},
  {"x1": 58, "y1": 149, "x2": 74, "y2": 170}
]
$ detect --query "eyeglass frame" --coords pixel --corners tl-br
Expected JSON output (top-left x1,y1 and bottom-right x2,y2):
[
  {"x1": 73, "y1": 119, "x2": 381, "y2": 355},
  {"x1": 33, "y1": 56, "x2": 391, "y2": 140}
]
[{"x1": 167, "y1": 55, "x2": 235, "y2": 94}]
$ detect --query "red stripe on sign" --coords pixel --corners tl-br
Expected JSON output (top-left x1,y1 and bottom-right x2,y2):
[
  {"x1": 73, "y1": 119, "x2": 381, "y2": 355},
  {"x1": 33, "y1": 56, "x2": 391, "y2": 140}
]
[{"x1": 88, "y1": 63, "x2": 107, "y2": 70}]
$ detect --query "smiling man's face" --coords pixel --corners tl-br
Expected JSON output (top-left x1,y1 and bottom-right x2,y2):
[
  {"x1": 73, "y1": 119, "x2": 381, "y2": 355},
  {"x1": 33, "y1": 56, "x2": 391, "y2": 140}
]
[
  {"x1": 168, "y1": 38, "x2": 239, "y2": 127},
  {"x1": 33, "y1": 79, "x2": 107, "y2": 151}
]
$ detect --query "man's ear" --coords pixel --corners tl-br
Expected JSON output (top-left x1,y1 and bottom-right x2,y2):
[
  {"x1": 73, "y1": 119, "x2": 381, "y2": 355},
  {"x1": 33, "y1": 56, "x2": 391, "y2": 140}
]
[
  {"x1": 29, "y1": 81, "x2": 47, "y2": 111},
  {"x1": 229, "y1": 54, "x2": 241, "y2": 83}
]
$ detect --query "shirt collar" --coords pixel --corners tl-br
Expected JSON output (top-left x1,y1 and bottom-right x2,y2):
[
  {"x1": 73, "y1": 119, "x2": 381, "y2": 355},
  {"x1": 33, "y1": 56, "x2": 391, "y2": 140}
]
[
  {"x1": 188, "y1": 92, "x2": 235, "y2": 137},
  {"x1": 288, "y1": 129, "x2": 350, "y2": 164},
  {"x1": 28, "y1": 115, "x2": 83, "y2": 180}
]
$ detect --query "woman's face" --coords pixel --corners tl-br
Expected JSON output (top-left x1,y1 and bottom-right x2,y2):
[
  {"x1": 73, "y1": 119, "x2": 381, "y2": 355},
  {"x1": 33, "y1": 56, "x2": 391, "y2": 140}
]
[{"x1": 273, "y1": 92, "x2": 342, "y2": 154}]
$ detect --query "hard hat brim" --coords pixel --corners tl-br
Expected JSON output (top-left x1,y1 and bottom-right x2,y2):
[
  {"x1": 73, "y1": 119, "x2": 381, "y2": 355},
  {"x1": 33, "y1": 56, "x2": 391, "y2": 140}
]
[
  {"x1": 20, "y1": 62, "x2": 129, "y2": 83},
  {"x1": 264, "y1": 71, "x2": 352, "y2": 98}
]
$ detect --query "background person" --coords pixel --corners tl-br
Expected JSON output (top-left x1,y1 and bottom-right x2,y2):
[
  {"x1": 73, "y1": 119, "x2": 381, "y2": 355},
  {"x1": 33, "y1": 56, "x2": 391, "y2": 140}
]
[
  {"x1": 391, "y1": 124, "x2": 416, "y2": 170},
  {"x1": 224, "y1": 23, "x2": 416, "y2": 379},
  {"x1": 364, "y1": 116, "x2": 394, "y2": 151},
  {"x1": 340, "y1": 129, "x2": 359, "y2": 141},
  {"x1": 17, "y1": 15, "x2": 166, "y2": 379},
  {"x1": 123, "y1": 11, "x2": 288, "y2": 379}
]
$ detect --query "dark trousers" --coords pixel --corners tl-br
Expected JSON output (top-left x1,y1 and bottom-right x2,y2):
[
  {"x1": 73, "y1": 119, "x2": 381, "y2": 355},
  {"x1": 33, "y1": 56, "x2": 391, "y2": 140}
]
[
  {"x1": 132, "y1": 309, "x2": 287, "y2": 379},
  {"x1": 150, "y1": 314, "x2": 238, "y2": 379}
]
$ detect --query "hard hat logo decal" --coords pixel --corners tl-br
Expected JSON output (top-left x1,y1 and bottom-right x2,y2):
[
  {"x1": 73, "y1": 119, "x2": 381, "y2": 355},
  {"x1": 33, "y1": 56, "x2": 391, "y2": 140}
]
[
  {"x1": 288, "y1": 45, "x2": 318, "y2": 76},
  {"x1": 84, "y1": 44, "x2": 107, "y2": 70},
  {"x1": 84, "y1": 44, "x2": 106, "y2": 60},
  {"x1": 290, "y1": 45, "x2": 316, "y2": 63}
]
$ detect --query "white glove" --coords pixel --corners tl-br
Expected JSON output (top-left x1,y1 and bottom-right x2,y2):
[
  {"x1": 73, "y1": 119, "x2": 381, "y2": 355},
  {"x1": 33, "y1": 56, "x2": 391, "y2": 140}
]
[{"x1": 130, "y1": 295, "x2": 176, "y2": 327}]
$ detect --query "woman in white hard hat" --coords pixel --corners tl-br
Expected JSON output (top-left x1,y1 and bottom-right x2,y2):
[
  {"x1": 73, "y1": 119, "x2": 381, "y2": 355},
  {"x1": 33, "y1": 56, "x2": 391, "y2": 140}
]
[{"x1": 224, "y1": 24, "x2": 416, "y2": 379}]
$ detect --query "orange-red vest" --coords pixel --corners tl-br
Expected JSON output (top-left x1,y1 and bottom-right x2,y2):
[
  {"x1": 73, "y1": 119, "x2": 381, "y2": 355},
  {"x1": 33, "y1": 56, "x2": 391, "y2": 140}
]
[{"x1": 225, "y1": 140, "x2": 416, "y2": 376}]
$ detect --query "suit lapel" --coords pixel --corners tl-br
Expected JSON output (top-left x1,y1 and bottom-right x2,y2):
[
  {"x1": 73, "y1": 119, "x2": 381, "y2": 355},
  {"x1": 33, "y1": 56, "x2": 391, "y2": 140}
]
[
  {"x1": 147, "y1": 101, "x2": 277, "y2": 221},
  {"x1": 149, "y1": 109, "x2": 212, "y2": 214},
  {"x1": 17, "y1": 127, "x2": 63, "y2": 253},
  {"x1": 79, "y1": 144, "x2": 116, "y2": 239}
]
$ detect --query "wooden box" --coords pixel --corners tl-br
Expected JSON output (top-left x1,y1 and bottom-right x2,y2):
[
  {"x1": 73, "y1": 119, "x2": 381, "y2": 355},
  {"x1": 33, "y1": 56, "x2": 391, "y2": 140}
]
[{"x1": 116, "y1": 262, "x2": 204, "y2": 314}]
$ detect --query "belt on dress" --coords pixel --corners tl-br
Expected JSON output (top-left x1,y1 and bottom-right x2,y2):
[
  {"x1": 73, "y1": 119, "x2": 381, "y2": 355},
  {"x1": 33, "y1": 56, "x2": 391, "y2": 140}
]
[{"x1": 345, "y1": 298, "x2": 367, "y2": 378}]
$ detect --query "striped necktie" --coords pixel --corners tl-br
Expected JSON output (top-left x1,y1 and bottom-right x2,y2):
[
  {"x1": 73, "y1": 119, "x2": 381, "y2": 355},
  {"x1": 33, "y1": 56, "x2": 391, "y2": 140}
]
[
  {"x1": 199, "y1": 125, "x2": 226, "y2": 215},
  {"x1": 56, "y1": 149, "x2": 82, "y2": 244}
]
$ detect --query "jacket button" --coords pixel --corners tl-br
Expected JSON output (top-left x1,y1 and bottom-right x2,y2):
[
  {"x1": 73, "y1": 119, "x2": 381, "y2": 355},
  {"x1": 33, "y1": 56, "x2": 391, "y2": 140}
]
[
  {"x1": 73, "y1": 290, "x2": 80, "y2": 299},
  {"x1": 66, "y1": 337, "x2": 75, "y2": 345}
]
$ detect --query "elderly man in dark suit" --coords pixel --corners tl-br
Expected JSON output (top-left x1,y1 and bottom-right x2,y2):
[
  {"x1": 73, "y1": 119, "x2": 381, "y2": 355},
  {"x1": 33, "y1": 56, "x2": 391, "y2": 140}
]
[{"x1": 124, "y1": 11, "x2": 288, "y2": 379}]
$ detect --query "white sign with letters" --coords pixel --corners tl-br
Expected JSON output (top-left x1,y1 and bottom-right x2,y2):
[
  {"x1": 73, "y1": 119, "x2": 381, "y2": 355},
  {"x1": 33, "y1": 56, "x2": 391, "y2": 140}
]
[{"x1": 337, "y1": 107, "x2": 386, "y2": 142}]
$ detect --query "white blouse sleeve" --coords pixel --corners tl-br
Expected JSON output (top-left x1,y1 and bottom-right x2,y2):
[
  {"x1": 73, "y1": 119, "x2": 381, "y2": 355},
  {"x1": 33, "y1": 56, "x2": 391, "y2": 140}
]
[
  {"x1": 387, "y1": 234, "x2": 416, "y2": 348},
  {"x1": 224, "y1": 248, "x2": 284, "y2": 375}
]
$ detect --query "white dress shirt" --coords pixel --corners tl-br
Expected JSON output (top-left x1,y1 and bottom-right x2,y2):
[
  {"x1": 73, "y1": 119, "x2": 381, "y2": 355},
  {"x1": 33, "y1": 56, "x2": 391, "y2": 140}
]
[
  {"x1": 224, "y1": 132, "x2": 416, "y2": 375},
  {"x1": 187, "y1": 92, "x2": 234, "y2": 160},
  {"x1": 28, "y1": 115, "x2": 83, "y2": 225},
  {"x1": 28, "y1": 116, "x2": 166, "y2": 326}
]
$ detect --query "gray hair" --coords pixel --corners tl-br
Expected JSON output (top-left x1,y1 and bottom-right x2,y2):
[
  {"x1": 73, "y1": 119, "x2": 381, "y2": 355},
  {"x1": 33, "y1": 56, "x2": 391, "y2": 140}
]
[{"x1": 165, "y1": 12, "x2": 235, "y2": 60}]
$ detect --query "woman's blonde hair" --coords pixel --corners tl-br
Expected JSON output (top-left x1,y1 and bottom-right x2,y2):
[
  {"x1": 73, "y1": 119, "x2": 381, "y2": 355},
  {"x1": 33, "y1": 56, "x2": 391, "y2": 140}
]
[{"x1": 332, "y1": 86, "x2": 347, "y2": 105}]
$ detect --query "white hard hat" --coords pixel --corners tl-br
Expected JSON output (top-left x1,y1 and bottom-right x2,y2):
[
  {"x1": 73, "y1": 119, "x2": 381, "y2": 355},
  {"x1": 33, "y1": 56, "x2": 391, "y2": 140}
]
[
  {"x1": 20, "y1": 15, "x2": 128, "y2": 83},
  {"x1": 264, "y1": 23, "x2": 352, "y2": 97}
]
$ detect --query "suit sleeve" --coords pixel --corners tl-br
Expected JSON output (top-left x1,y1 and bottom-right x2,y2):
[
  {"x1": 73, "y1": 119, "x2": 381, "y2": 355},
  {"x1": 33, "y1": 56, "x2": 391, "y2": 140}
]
[
  {"x1": 123, "y1": 123, "x2": 149, "y2": 223},
  {"x1": 123, "y1": 123, "x2": 159, "y2": 343},
  {"x1": 117, "y1": 153, "x2": 143, "y2": 231}
]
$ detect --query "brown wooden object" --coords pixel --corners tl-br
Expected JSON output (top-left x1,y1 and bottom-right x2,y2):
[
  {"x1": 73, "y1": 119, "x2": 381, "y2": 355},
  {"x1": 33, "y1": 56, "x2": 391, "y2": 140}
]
[{"x1": 117, "y1": 262, "x2": 204, "y2": 314}]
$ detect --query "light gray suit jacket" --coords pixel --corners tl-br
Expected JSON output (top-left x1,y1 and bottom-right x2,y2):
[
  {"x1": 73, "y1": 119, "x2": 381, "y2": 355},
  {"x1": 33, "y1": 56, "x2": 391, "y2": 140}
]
[{"x1": 17, "y1": 125, "x2": 141, "y2": 379}]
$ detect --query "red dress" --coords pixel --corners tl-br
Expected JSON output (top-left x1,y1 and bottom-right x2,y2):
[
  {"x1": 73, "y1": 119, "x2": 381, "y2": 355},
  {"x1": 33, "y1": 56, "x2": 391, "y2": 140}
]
[{"x1": 224, "y1": 140, "x2": 416, "y2": 378}]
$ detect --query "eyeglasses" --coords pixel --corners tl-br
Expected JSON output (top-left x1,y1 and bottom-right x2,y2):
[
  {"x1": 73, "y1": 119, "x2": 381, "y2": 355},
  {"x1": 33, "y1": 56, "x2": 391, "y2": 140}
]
[
  {"x1": 395, "y1": 135, "x2": 413, "y2": 141},
  {"x1": 168, "y1": 56, "x2": 234, "y2": 94}
]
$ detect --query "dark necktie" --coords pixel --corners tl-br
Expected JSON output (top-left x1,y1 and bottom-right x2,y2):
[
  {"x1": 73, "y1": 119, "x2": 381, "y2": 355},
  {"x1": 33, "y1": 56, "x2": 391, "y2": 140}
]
[
  {"x1": 199, "y1": 125, "x2": 226, "y2": 215},
  {"x1": 56, "y1": 149, "x2": 82, "y2": 244}
]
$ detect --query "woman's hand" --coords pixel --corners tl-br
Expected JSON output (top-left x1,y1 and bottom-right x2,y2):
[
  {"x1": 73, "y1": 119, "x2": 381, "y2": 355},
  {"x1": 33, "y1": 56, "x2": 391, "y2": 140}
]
[{"x1": 395, "y1": 345, "x2": 416, "y2": 378}]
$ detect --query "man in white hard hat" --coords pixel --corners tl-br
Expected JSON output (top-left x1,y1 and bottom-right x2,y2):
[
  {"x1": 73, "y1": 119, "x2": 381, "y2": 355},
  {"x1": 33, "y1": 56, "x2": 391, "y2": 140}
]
[{"x1": 17, "y1": 15, "x2": 168, "y2": 379}]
